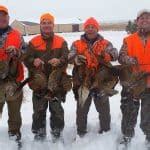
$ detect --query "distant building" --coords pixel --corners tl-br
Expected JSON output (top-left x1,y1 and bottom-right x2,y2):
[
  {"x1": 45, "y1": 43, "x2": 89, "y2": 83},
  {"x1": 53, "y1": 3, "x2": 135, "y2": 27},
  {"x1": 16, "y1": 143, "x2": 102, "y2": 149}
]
[
  {"x1": 11, "y1": 20, "x2": 128, "y2": 36},
  {"x1": 55, "y1": 24, "x2": 81, "y2": 33},
  {"x1": 11, "y1": 20, "x2": 40, "y2": 36},
  {"x1": 11, "y1": 20, "x2": 82, "y2": 35},
  {"x1": 100, "y1": 22, "x2": 128, "y2": 31}
]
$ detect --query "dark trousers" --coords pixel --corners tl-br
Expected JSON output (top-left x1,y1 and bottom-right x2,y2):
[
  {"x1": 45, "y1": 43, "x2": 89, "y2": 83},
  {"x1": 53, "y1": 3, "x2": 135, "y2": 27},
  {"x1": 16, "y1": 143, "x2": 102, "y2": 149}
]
[
  {"x1": 32, "y1": 91, "x2": 64, "y2": 134},
  {"x1": 76, "y1": 95, "x2": 111, "y2": 133},
  {"x1": 0, "y1": 94, "x2": 22, "y2": 133},
  {"x1": 120, "y1": 88, "x2": 150, "y2": 139}
]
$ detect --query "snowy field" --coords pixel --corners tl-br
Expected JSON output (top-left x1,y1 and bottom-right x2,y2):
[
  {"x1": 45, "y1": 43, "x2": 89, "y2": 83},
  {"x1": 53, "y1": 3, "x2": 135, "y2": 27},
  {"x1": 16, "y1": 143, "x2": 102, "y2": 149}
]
[{"x1": 0, "y1": 31, "x2": 147, "y2": 150}]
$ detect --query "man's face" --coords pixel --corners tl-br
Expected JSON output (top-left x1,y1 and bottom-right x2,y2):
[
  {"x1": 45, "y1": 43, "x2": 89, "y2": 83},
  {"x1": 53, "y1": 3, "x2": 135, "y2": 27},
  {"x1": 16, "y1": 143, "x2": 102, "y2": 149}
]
[
  {"x1": 136, "y1": 13, "x2": 150, "y2": 31},
  {"x1": 40, "y1": 20, "x2": 54, "y2": 35},
  {"x1": 84, "y1": 25, "x2": 98, "y2": 40},
  {"x1": 0, "y1": 11, "x2": 9, "y2": 29}
]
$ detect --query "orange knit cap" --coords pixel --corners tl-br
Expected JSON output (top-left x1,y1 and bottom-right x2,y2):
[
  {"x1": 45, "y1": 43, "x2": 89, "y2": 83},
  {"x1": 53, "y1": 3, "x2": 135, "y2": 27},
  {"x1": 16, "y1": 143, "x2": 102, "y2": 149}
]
[
  {"x1": 83, "y1": 17, "x2": 100, "y2": 31},
  {"x1": 0, "y1": 5, "x2": 8, "y2": 14},
  {"x1": 40, "y1": 13, "x2": 54, "y2": 23}
]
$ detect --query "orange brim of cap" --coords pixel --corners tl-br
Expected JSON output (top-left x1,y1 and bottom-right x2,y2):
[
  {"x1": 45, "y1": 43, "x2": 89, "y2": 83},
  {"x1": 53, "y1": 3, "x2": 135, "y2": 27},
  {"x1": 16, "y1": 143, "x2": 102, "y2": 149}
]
[
  {"x1": 40, "y1": 13, "x2": 54, "y2": 23},
  {"x1": 0, "y1": 5, "x2": 8, "y2": 14}
]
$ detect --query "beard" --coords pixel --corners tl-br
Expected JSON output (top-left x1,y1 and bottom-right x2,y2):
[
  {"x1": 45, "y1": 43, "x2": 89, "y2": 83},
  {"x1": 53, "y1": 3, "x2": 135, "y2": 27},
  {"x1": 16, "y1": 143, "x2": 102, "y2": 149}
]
[
  {"x1": 40, "y1": 29, "x2": 54, "y2": 40},
  {"x1": 138, "y1": 25, "x2": 150, "y2": 36}
]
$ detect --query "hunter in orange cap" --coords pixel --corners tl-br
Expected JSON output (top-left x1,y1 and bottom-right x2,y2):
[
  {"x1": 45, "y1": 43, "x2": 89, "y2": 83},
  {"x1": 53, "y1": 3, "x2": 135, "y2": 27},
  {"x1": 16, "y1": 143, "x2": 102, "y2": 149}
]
[
  {"x1": 83, "y1": 17, "x2": 100, "y2": 31},
  {"x1": 40, "y1": 13, "x2": 55, "y2": 38},
  {"x1": 24, "y1": 11, "x2": 70, "y2": 141},
  {"x1": 0, "y1": 5, "x2": 8, "y2": 14},
  {"x1": 69, "y1": 16, "x2": 118, "y2": 137},
  {"x1": 0, "y1": 4, "x2": 25, "y2": 142},
  {"x1": 40, "y1": 13, "x2": 54, "y2": 23},
  {"x1": 118, "y1": 10, "x2": 150, "y2": 145}
]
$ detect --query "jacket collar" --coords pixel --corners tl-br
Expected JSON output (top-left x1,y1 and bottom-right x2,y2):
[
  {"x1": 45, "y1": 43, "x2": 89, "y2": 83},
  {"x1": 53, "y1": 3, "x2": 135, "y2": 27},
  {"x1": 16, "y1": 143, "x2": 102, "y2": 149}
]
[
  {"x1": 81, "y1": 33, "x2": 104, "y2": 45},
  {"x1": 41, "y1": 31, "x2": 54, "y2": 41},
  {"x1": 0, "y1": 25, "x2": 11, "y2": 36}
]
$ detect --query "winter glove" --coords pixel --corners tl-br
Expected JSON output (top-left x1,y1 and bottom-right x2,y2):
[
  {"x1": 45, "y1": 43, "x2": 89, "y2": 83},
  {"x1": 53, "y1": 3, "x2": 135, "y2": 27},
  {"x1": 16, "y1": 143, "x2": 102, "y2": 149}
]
[
  {"x1": 127, "y1": 57, "x2": 138, "y2": 65},
  {"x1": 48, "y1": 58, "x2": 61, "y2": 67},
  {"x1": 6, "y1": 46, "x2": 20, "y2": 58},
  {"x1": 74, "y1": 55, "x2": 87, "y2": 65},
  {"x1": 33, "y1": 58, "x2": 44, "y2": 68}
]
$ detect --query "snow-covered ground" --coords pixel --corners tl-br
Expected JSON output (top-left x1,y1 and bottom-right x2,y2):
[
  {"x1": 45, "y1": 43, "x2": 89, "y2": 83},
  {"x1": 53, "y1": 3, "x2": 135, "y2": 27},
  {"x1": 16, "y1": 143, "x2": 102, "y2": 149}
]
[{"x1": 0, "y1": 31, "x2": 147, "y2": 150}]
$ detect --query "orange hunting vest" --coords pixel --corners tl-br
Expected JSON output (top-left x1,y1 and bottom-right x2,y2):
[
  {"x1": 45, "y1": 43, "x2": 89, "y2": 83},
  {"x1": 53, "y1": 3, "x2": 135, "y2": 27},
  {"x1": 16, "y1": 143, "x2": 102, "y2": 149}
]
[
  {"x1": 0, "y1": 29, "x2": 24, "y2": 82},
  {"x1": 73, "y1": 39, "x2": 110, "y2": 69},
  {"x1": 124, "y1": 32, "x2": 150, "y2": 86},
  {"x1": 30, "y1": 34, "x2": 65, "y2": 51},
  {"x1": 124, "y1": 32, "x2": 150, "y2": 73}
]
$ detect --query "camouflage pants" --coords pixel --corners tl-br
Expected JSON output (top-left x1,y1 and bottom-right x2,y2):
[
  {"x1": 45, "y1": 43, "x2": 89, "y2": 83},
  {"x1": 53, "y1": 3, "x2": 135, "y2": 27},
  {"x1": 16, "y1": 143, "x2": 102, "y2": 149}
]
[
  {"x1": 76, "y1": 95, "x2": 111, "y2": 134},
  {"x1": 121, "y1": 88, "x2": 150, "y2": 139},
  {"x1": 0, "y1": 81, "x2": 23, "y2": 133},
  {"x1": 32, "y1": 91, "x2": 65, "y2": 134}
]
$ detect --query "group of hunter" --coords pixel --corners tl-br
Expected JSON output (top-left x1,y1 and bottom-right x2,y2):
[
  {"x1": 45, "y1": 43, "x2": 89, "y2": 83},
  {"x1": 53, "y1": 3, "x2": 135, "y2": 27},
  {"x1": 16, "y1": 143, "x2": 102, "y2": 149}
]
[{"x1": 0, "y1": 5, "x2": 150, "y2": 145}]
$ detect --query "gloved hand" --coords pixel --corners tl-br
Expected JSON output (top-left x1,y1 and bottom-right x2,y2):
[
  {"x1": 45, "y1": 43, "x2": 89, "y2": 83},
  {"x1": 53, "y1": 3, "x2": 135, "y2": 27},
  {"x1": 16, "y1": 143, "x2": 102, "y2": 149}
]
[
  {"x1": 74, "y1": 55, "x2": 87, "y2": 65},
  {"x1": 128, "y1": 57, "x2": 138, "y2": 65},
  {"x1": 33, "y1": 58, "x2": 44, "y2": 68},
  {"x1": 48, "y1": 58, "x2": 60, "y2": 67},
  {"x1": 6, "y1": 46, "x2": 19, "y2": 57}
]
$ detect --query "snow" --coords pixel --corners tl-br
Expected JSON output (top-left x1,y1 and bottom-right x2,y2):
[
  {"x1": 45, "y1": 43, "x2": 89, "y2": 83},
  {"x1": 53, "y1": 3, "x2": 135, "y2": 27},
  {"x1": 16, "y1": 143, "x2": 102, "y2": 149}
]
[{"x1": 0, "y1": 31, "x2": 147, "y2": 150}]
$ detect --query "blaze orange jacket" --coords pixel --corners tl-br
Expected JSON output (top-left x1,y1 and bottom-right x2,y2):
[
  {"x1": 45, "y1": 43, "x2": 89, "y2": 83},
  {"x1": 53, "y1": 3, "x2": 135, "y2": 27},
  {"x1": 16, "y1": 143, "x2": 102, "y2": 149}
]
[
  {"x1": 124, "y1": 32, "x2": 150, "y2": 73},
  {"x1": 0, "y1": 29, "x2": 24, "y2": 82},
  {"x1": 73, "y1": 38, "x2": 111, "y2": 69},
  {"x1": 30, "y1": 34, "x2": 65, "y2": 51},
  {"x1": 124, "y1": 32, "x2": 150, "y2": 86},
  {"x1": 28, "y1": 34, "x2": 67, "y2": 75}
]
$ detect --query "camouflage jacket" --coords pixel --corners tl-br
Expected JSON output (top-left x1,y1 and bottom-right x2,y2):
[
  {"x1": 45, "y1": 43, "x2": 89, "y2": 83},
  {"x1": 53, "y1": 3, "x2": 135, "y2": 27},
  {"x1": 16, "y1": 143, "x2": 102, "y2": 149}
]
[
  {"x1": 68, "y1": 34, "x2": 118, "y2": 63},
  {"x1": 24, "y1": 34, "x2": 69, "y2": 77},
  {"x1": 118, "y1": 32, "x2": 149, "y2": 65}
]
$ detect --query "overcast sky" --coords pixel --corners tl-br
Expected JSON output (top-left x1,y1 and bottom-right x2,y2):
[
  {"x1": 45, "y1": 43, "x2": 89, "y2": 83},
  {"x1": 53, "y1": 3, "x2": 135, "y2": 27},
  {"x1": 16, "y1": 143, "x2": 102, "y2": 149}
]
[{"x1": 0, "y1": 0, "x2": 150, "y2": 23}]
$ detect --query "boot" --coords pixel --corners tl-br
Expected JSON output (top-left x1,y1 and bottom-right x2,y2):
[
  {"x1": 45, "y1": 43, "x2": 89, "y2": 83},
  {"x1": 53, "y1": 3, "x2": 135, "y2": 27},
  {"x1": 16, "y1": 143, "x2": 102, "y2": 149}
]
[
  {"x1": 99, "y1": 128, "x2": 110, "y2": 134},
  {"x1": 51, "y1": 128, "x2": 61, "y2": 138},
  {"x1": 146, "y1": 135, "x2": 150, "y2": 142},
  {"x1": 8, "y1": 130, "x2": 21, "y2": 141},
  {"x1": 34, "y1": 128, "x2": 46, "y2": 141},
  {"x1": 51, "y1": 128, "x2": 62, "y2": 142},
  {"x1": 146, "y1": 135, "x2": 150, "y2": 148},
  {"x1": 32, "y1": 129, "x2": 38, "y2": 134},
  {"x1": 77, "y1": 129, "x2": 87, "y2": 138},
  {"x1": 120, "y1": 135, "x2": 132, "y2": 146}
]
